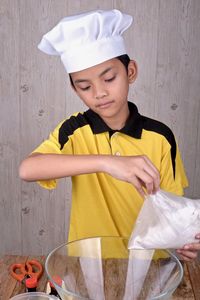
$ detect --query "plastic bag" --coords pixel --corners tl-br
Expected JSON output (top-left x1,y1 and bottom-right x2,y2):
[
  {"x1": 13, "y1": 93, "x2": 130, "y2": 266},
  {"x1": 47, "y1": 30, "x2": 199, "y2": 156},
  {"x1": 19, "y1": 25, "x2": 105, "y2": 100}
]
[{"x1": 128, "y1": 189, "x2": 200, "y2": 249}]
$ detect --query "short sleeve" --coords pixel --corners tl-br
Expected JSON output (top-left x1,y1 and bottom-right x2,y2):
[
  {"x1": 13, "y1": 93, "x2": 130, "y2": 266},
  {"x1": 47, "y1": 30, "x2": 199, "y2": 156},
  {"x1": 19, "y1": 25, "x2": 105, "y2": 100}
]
[
  {"x1": 31, "y1": 120, "x2": 73, "y2": 190},
  {"x1": 160, "y1": 140, "x2": 188, "y2": 195}
]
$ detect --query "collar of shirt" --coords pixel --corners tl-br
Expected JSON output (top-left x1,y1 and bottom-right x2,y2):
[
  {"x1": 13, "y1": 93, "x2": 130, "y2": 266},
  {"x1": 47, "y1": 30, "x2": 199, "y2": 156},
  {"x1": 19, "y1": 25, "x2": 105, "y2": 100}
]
[{"x1": 84, "y1": 101, "x2": 143, "y2": 139}]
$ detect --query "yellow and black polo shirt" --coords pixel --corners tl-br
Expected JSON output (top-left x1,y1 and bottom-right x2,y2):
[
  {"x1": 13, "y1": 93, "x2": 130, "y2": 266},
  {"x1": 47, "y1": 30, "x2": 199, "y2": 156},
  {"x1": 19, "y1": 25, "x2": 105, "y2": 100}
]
[{"x1": 33, "y1": 101, "x2": 188, "y2": 242}]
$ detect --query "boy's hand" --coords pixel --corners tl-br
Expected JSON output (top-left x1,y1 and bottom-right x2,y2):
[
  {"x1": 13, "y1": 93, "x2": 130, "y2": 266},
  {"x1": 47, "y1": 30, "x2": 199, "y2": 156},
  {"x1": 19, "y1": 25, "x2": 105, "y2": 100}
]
[
  {"x1": 176, "y1": 233, "x2": 200, "y2": 262},
  {"x1": 104, "y1": 155, "x2": 160, "y2": 197}
]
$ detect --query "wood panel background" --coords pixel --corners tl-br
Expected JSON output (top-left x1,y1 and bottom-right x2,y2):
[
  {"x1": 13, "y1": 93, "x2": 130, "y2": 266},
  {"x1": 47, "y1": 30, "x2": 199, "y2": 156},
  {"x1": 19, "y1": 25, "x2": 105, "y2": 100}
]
[{"x1": 0, "y1": 0, "x2": 200, "y2": 255}]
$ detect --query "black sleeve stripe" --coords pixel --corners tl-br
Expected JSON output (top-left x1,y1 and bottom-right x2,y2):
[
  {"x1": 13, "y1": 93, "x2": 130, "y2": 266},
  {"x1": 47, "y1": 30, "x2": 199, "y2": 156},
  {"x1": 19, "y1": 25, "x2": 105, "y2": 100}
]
[
  {"x1": 142, "y1": 116, "x2": 177, "y2": 179},
  {"x1": 58, "y1": 113, "x2": 88, "y2": 150}
]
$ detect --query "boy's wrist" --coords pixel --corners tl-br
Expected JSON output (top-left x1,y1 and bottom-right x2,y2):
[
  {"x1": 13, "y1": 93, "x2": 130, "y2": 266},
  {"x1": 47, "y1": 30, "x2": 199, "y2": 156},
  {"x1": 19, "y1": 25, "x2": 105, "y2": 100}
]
[{"x1": 98, "y1": 155, "x2": 113, "y2": 174}]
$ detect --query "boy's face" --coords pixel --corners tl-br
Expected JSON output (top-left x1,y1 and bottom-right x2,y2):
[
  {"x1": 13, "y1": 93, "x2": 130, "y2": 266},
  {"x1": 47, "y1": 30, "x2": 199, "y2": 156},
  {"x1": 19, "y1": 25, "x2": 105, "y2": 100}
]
[{"x1": 70, "y1": 58, "x2": 137, "y2": 129}]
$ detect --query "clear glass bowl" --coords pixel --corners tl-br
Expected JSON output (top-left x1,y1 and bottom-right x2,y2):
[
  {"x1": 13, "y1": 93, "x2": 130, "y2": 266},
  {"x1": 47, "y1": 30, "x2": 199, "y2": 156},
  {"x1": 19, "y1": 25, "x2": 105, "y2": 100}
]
[
  {"x1": 45, "y1": 237, "x2": 183, "y2": 300},
  {"x1": 10, "y1": 292, "x2": 57, "y2": 299}
]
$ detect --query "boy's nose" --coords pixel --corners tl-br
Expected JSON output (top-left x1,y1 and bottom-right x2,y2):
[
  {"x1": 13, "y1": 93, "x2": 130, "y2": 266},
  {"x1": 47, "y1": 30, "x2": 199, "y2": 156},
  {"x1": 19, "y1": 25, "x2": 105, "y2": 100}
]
[
  {"x1": 94, "y1": 86, "x2": 108, "y2": 99},
  {"x1": 95, "y1": 92, "x2": 108, "y2": 99}
]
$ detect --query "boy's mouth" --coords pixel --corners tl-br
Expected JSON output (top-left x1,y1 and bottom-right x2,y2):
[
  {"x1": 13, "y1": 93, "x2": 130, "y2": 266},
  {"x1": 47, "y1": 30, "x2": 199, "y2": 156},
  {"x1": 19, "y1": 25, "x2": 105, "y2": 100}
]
[{"x1": 96, "y1": 100, "x2": 114, "y2": 109}]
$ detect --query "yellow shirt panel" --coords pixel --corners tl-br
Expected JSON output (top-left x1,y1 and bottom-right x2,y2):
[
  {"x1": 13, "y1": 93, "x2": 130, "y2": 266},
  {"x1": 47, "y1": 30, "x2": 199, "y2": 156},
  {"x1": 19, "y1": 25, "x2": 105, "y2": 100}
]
[{"x1": 31, "y1": 111, "x2": 188, "y2": 242}]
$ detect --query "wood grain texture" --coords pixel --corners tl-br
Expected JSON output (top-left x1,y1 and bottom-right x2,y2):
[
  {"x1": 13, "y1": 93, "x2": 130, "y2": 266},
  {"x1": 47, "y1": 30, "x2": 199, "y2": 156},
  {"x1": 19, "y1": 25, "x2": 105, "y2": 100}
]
[
  {"x1": 0, "y1": 255, "x2": 28, "y2": 299},
  {"x1": 187, "y1": 260, "x2": 200, "y2": 299},
  {"x1": 1, "y1": 255, "x2": 199, "y2": 300},
  {"x1": 0, "y1": 0, "x2": 22, "y2": 254},
  {"x1": 0, "y1": 0, "x2": 200, "y2": 255},
  {"x1": 19, "y1": 0, "x2": 70, "y2": 255},
  {"x1": 173, "y1": 263, "x2": 195, "y2": 300}
]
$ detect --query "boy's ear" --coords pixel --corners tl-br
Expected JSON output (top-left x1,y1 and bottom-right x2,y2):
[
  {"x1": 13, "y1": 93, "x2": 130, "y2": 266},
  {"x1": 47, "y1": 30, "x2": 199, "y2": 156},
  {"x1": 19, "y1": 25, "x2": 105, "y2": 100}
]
[{"x1": 127, "y1": 60, "x2": 138, "y2": 83}]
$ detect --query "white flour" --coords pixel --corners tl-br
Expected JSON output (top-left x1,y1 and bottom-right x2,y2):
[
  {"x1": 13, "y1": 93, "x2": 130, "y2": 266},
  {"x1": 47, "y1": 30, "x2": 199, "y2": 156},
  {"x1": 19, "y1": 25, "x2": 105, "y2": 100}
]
[{"x1": 128, "y1": 189, "x2": 200, "y2": 249}]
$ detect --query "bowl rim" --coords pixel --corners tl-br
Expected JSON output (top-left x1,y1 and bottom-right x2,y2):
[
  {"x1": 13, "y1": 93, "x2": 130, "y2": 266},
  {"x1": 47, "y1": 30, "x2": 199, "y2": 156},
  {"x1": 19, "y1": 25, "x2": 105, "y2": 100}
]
[
  {"x1": 9, "y1": 292, "x2": 57, "y2": 299},
  {"x1": 45, "y1": 236, "x2": 183, "y2": 300}
]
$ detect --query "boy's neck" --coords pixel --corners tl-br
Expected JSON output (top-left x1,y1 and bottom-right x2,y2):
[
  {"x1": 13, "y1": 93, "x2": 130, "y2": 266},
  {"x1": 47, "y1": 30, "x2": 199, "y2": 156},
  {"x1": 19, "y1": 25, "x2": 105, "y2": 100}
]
[{"x1": 101, "y1": 103, "x2": 130, "y2": 130}]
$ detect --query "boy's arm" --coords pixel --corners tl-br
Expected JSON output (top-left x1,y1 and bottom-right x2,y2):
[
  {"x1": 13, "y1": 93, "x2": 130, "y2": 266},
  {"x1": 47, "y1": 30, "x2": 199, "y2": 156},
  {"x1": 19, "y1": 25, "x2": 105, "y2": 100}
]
[{"x1": 19, "y1": 153, "x2": 160, "y2": 196}]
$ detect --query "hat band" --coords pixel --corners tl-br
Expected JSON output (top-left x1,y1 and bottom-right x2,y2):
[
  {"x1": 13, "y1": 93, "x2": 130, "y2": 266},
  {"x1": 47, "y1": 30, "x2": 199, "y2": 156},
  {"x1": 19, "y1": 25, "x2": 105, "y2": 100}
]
[{"x1": 61, "y1": 36, "x2": 127, "y2": 73}]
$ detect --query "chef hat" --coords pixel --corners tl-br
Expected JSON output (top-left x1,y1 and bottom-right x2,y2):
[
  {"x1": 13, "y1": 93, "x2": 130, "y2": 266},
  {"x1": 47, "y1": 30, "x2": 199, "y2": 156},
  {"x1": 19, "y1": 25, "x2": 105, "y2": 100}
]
[{"x1": 38, "y1": 9, "x2": 133, "y2": 73}]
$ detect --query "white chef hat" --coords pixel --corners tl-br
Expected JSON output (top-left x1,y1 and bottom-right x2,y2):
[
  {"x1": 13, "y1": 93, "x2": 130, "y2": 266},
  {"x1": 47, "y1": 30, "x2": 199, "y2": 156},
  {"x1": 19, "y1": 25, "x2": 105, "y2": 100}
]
[{"x1": 38, "y1": 9, "x2": 133, "y2": 73}]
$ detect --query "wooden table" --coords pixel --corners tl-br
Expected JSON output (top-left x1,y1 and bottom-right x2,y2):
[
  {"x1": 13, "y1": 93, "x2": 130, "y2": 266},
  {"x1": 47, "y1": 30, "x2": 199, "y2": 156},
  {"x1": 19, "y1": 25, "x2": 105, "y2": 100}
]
[{"x1": 0, "y1": 255, "x2": 200, "y2": 299}]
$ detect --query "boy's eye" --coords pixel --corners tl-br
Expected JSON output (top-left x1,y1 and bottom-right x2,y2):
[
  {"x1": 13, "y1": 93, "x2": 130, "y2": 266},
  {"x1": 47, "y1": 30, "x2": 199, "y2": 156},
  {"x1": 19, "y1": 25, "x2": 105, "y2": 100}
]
[
  {"x1": 79, "y1": 86, "x2": 90, "y2": 91},
  {"x1": 105, "y1": 76, "x2": 116, "y2": 82}
]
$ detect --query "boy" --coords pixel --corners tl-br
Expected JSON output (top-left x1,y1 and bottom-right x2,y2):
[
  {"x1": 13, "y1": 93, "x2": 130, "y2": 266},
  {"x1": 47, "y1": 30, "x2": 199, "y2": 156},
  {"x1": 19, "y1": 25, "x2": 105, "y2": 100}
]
[{"x1": 19, "y1": 9, "x2": 200, "y2": 261}]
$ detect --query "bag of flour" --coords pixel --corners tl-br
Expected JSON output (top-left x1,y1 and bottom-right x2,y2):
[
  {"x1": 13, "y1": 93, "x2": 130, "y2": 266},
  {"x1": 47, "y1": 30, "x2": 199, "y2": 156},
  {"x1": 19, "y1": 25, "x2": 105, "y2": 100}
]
[{"x1": 128, "y1": 189, "x2": 200, "y2": 249}]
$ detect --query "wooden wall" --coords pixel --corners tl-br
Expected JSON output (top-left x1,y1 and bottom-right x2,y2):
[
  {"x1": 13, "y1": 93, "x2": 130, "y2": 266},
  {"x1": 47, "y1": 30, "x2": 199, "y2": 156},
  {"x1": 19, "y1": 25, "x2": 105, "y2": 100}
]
[{"x1": 0, "y1": 0, "x2": 200, "y2": 255}]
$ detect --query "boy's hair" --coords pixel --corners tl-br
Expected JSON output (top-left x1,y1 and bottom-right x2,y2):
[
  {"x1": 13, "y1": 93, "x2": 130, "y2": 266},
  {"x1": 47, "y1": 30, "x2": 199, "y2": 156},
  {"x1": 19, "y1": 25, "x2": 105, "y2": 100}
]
[{"x1": 69, "y1": 54, "x2": 130, "y2": 88}]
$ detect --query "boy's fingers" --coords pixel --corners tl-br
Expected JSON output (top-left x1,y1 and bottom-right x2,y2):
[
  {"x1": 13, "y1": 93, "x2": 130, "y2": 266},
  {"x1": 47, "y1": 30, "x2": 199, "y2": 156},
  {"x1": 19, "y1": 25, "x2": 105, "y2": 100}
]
[
  {"x1": 135, "y1": 169, "x2": 156, "y2": 194},
  {"x1": 138, "y1": 177, "x2": 154, "y2": 194},
  {"x1": 183, "y1": 242, "x2": 200, "y2": 251},
  {"x1": 176, "y1": 236, "x2": 200, "y2": 262},
  {"x1": 142, "y1": 157, "x2": 160, "y2": 191},
  {"x1": 178, "y1": 254, "x2": 194, "y2": 262},
  {"x1": 142, "y1": 169, "x2": 159, "y2": 194},
  {"x1": 146, "y1": 182, "x2": 154, "y2": 194},
  {"x1": 137, "y1": 187, "x2": 146, "y2": 198},
  {"x1": 177, "y1": 249, "x2": 198, "y2": 260},
  {"x1": 195, "y1": 233, "x2": 200, "y2": 239},
  {"x1": 143, "y1": 155, "x2": 158, "y2": 171},
  {"x1": 132, "y1": 177, "x2": 146, "y2": 198}
]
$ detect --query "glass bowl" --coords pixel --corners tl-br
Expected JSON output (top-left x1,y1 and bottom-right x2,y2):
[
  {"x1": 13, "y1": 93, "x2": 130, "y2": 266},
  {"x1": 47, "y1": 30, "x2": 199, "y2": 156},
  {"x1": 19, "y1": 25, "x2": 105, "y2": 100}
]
[
  {"x1": 45, "y1": 237, "x2": 183, "y2": 300},
  {"x1": 10, "y1": 292, "x2": 57, "y2": 299}
]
